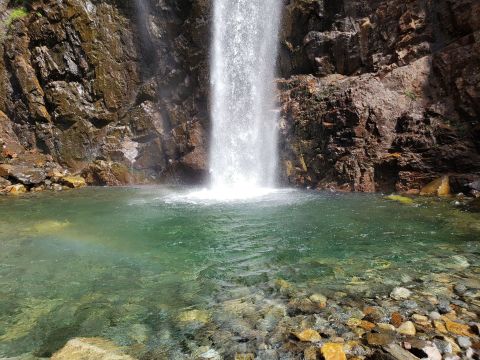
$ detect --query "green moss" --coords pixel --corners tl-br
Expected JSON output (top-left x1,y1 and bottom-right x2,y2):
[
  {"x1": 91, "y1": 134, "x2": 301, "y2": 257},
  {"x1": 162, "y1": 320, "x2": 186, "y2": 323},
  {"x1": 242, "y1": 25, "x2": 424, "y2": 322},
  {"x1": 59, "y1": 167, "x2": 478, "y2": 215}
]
[
  {"x1": 5, "y1": 8, "x2": 28, "y2": 28},
  {"x1": 404, "y1": 90, "x2": 417, "y2": 101}
]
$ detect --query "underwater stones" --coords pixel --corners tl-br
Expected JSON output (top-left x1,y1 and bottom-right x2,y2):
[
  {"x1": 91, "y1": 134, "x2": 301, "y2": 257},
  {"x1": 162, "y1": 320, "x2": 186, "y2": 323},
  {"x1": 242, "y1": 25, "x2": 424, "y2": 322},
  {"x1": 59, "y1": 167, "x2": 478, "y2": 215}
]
[
  {"x1": 321, "y1": 343, "x2": 346, "y2": 360},
  {"x1": 411, "y1": 314, "x2": 430, "y2": 327},
  {"x1": 234, "y1": 353, "x2": 254, "y2": 360},
  {"x1": 61, "y1": 176, "x2": 86, "y2": 188},
  {"x1": 178, "y1": 309, "x2": 210, "y2": 325},
  {"x1": 391, "y1": 287, "x2": 412, "y2": 301},
  {"x1": 309, "y1": 293, "x2": 327, "y2": 308},
  {"x1": 397, "y1": 321, "x2": 416, "y2": 336},
  {"x1": 293, "y1": 329, "x2": 322, "y2": 342},
  {"x1": 51, "y1": 337, "x2": 135, "y2": 360},
  {"x1": 420, "y1": 176, "x2": 451, "y2": 196},
  {"x1": 274, "y1": 278, "x2": 295, "y2": 297},
  {"x1": 391, "y1": 313, "x2": 404, "y2": 328},
  {"x1": 442, "y1": 318, "x2": 475, "y2": 337},
  {"x1": 192, "y1": 347, "x2": 221, "y2": 360}
]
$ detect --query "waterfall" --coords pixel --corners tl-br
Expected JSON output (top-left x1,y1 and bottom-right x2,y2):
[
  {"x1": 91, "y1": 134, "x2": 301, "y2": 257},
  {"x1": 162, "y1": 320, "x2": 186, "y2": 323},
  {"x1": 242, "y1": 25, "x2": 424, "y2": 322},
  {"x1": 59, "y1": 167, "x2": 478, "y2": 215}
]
[{"x1": 209, "y1": 0, "x2": 282, "y2": 195}]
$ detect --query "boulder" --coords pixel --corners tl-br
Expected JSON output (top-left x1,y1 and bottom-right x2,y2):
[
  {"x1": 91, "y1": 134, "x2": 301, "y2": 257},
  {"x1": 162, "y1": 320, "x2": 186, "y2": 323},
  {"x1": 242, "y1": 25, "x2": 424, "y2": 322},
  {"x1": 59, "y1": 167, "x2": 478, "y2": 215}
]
[
  {"x1": 4, "y1": 184, "x2": 27, "y2": 195},
  {"x1": 0, "y1": 164, "x2": 46, "y2": 185},
  {"x1": 60, "y1": 176, "x2": 86, "y2": 188},
  {"x1": 51, "y1": 337, "x2": 135, "y2": 360},
  {"x1": 420, "y1": 176, "x2": 451, "y2": 196}
]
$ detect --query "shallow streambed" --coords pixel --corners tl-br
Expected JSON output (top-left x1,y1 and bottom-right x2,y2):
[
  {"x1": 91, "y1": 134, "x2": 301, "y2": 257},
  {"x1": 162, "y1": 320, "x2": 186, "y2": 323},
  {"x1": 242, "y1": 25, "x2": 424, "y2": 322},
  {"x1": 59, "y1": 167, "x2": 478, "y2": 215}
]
[{"x1": 0, "y1": 187, "x2": 479, "y2": 358}]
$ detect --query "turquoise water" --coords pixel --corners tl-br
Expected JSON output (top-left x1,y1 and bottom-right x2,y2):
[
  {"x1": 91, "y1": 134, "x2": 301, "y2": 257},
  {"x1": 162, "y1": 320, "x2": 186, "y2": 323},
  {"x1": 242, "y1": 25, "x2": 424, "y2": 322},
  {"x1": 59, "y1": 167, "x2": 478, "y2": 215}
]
[{"x1": 0, "y1": 187, "x2": 479, "y2": 358}]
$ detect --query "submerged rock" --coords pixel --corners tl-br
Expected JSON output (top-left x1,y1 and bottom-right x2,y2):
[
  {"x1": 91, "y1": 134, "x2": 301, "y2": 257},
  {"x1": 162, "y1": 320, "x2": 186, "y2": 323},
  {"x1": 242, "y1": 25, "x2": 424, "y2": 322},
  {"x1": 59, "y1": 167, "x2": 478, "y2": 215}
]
[
  {"x1": 321, "y1": 343, "x2": 346, "y2": 360},
  {"x1": 51, "y1": 337, "x2": 134, "y2": 359},
  {"x1": 397, "y1": 321, "x2": 416, "y2": 336},
  {"x1": 385, "y1": 195, "x2": 414, "y2": 205},
  {"x1": 177, "y1": 309, "x2": 210, "y2": 325},
  {"x1": 293, "y1": 329, "x2": 322, "y2": 342},
  {"x1": 390, "y1": 287, "x2": 412, "y2": 300}
]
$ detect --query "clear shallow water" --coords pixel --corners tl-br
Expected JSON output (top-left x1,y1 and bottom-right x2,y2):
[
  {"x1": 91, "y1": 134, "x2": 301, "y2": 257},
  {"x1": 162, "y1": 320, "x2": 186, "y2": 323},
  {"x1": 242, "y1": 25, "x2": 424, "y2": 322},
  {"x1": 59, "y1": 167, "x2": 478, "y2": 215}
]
[{"x1": 0, "y1": 187, "x2": 479, "y2": 357}]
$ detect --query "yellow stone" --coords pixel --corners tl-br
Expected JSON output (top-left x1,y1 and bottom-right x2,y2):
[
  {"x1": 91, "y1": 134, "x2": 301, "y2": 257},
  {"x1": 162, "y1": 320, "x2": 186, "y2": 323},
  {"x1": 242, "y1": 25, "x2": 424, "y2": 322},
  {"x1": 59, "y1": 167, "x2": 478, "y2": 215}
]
[
  {"x1": 321, "y1": 343, "x2": 346, "y2": 360},
  {"x1": 5, "y1": 184, "x2": 27, "y2": 195},
  {"x1": 420, "y1": 176, "x2": 450, "y2": 196},
  {"x1": 385, "y1": 194, "x2": 414, "y2": 204},
  {"x1": 434, "y1": 320, "x2": 447, "y2": 334},
  {"x1": 397, "y1": 321, "x2": 416, "y2": 336},
  {"x1": 177, "y1": 309, "x2": 210, "y2": 324},
  {"x1": 61, "y1": 176, "x2": 87, "y2": 189},
  {"x1": 51, "y1": 337, "x2": 134, "y2": 359},
  {"x1": 443, "y1": 318, "x2": 475, "y2": 337},
  {"x1": 294, "y1": 329, "x2": 322, "y2": 342}
]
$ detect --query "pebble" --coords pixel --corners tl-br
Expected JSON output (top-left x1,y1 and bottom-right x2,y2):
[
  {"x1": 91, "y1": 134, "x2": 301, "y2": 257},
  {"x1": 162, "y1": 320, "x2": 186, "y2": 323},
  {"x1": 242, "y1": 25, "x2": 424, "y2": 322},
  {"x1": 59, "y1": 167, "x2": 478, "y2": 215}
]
[
  {"x1": 294, "y1": 329, "x2": 322, "y2": 342},
  {"x1": 429, "y1": 311, "x2": 441, "y2": 320},
  {"x1": 438, "y1": 299, "x2": 452, "y2": 314},
  {"x1": 390, "y1": 287, "x2": 412, "y2": 300},
  {"x1": 433, "y1": 339, "x2": 452, "y2": 354},
  {"x1": 397, "y1": 321, "x2": 416, "y2": 336},
  {"x1": 454, "y1": 284, "x2": 467, "y2": 295},
  {"x1": 457, "y1": 336, "x2": 472, "y2": 349}
]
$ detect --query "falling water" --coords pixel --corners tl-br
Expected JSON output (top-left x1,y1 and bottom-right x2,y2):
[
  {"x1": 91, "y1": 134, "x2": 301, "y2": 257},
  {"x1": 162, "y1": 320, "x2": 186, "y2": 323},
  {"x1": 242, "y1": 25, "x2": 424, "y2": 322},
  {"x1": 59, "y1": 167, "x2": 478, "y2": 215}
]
[{"x1": 209, "y1": 0, "x2": 282, "y2": 196}]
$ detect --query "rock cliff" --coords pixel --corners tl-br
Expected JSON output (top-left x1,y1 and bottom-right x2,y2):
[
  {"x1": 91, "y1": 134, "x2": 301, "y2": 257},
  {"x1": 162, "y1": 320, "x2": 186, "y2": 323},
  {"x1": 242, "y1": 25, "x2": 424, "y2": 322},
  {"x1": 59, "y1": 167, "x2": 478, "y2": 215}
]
[{"x1": 0, "y1": 0, "x2": 479, "y2": 193}]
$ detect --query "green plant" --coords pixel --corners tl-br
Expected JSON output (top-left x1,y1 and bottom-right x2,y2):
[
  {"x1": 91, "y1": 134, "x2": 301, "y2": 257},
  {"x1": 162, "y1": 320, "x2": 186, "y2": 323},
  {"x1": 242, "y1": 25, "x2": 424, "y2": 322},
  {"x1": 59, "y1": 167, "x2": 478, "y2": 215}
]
[
  {"x1": 404, "y1": 90, "x2": 417, "y2": 101},
  {"x1": 5, "y1": 7, "x2": 28, "y2": 28}
]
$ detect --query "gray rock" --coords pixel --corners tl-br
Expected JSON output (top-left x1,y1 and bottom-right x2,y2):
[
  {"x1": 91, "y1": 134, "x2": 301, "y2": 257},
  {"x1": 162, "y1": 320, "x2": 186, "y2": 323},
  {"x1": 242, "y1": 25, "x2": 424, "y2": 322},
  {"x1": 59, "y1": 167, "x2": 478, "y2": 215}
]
[
  {"x1": 429, "y1": 311, "x2": 441, "y2": 321},
  {"x1": 456, "y1": 336, "x2": 472, "y2": 349},
  {"x1": 437, "y1": 299, "x2": 452, "y2": 314},
  {"x1": 454, "y1": 284, "x2": 467, "y2": 295},
  {"x1": 433, "y1": 339, "x2": 452, "y2": 354}
]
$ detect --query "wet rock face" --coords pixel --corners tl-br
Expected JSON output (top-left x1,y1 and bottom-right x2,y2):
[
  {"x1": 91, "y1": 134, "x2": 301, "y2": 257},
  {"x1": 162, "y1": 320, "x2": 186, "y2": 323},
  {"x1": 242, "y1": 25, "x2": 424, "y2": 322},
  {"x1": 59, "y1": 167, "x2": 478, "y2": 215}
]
[
  {"x1": 278, "y1": 0, "x2": 480, "y2": 192},
  {"x1": 0, "y1": 0, "x2": 479, "y2": 191},
  {"x1": 0, "y1": 0, "x2": 209, "y2": 189}
]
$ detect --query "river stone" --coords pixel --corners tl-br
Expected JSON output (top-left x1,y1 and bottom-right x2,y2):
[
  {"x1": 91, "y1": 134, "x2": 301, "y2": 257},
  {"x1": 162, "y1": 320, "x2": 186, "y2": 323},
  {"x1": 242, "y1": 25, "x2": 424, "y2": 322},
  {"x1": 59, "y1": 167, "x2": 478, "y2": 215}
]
[
  {"x1": 304, "y1": 347, "x2": 318, "y2": 360},
  {"x1": 309, "y1": 293, "x2": 327, "y2": 307},
  {"x1": 321, "y1": 343, "x2": 346, "y2": 360},
  {"x1": 294, "y1": 329, "x2": 322, "y2": 342},
  {"x1": 397, "y1": 321, "x2": 416, "y2": 336},
  {"x1": 457, "y1": 336, "x2": 472, "y2": 349},
  {"x1": 454, "y1": 284, "x2": 467, "y2": 295},
  {"x1": 391, "y1": 287, "x2": 412, "y2": 300},
  {"x1": 193, "y1": 347, "x2": 221, "y2": 360},
  {"x1": 51, "y1": 337, "x2": 134, "y2": 359},
  {"x1": 367, "y1": 332, "x2": 395, "y2": 346}
]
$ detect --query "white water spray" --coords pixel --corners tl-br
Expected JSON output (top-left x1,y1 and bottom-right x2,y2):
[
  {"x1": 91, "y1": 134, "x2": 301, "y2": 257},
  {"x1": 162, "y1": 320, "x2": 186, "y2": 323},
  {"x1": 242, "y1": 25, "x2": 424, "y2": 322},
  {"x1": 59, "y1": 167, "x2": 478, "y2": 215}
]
[{"x1": 209, "y1": 0, "x2": 282, "y2": 196}]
